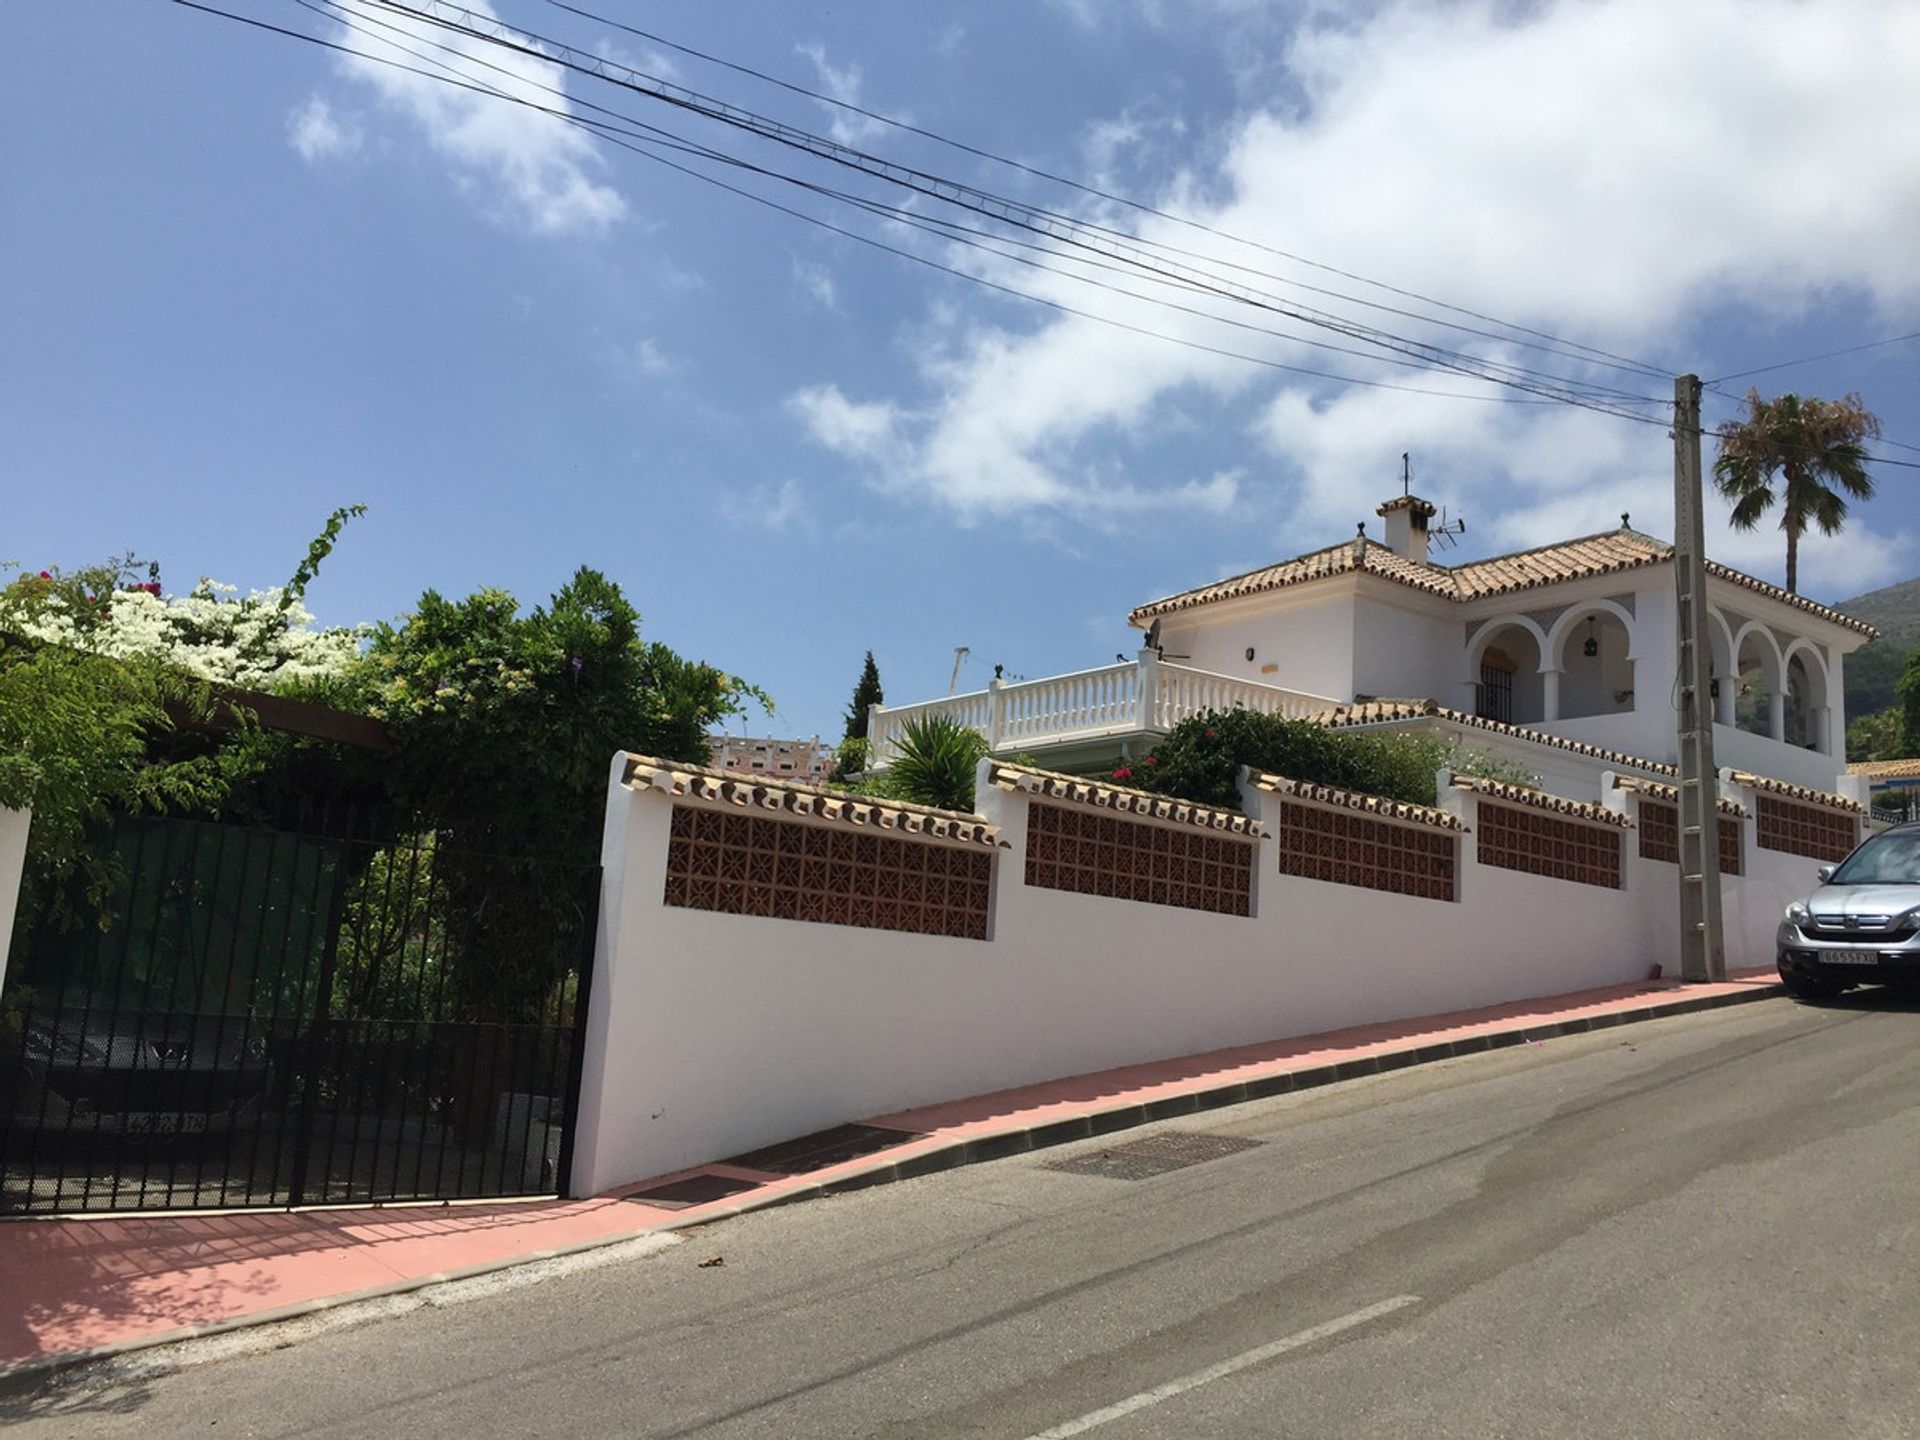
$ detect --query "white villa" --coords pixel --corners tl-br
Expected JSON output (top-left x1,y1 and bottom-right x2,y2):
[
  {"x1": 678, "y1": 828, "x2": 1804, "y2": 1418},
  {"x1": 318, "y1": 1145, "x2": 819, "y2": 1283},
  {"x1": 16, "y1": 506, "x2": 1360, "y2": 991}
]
[{"x1": 869, "y1": 489, "x2": 1878, "y2": 804}]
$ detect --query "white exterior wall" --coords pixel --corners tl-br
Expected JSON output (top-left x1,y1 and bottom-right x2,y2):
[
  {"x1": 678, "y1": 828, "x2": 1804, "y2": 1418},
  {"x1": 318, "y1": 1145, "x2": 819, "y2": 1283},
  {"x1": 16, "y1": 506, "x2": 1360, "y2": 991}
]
[
  {"x1": 1351, "y1": 591, "x2": 1458, "y2": 702},
  {"x1": 1163, "y1": 588, "x2": 1359, "y2": 702},
  {"x1": 571, "y1": 756, "x2": 1823, "y2": 1198},
  {"x1": 0, "y1": 808, "x2": 29, "y2": 996}
]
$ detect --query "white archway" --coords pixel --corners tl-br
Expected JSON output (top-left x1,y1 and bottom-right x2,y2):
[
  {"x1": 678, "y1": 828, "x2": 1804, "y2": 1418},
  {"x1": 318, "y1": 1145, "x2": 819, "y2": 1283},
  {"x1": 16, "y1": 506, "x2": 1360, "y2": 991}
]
[
  {"x1": 1547, "y1": 602, "x2": 1638, "y2": 721},
  {"x1": 1732, "y1": 622, "x2": 1787, "y2": 740},
  {"x1": 1782, "y1": 639, "x2": 1834, "y2": 753}
]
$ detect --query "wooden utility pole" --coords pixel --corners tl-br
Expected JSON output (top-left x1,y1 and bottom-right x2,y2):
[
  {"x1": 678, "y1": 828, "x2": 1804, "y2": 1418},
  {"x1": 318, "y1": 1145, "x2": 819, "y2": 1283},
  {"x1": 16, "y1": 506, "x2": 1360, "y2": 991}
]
[{"x1": 1673, "y1": 374, "x2": 1726, "y2": 983}]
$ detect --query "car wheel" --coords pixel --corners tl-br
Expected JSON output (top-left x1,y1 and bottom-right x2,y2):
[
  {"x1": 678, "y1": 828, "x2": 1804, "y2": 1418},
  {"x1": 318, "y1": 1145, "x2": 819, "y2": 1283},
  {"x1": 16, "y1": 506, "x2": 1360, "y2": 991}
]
[{"x1": 1778, "y1": 967, "x2": 1845, "y2": 1001}]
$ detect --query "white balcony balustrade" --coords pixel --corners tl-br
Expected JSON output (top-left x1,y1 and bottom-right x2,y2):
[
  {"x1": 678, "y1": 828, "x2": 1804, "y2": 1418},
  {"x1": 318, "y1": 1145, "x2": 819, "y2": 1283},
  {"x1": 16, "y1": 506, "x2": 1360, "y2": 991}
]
[{"x1": 867, "y1": 652, "x2": 1337, "y2": 767}]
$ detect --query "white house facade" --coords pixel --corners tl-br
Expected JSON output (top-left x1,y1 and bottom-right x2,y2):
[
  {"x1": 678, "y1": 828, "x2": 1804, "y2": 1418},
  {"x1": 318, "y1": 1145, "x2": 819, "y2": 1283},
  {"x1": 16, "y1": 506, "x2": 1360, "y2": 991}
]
[{"x1": 870, "y1": 489, "x2": 1878, "y2": 803}]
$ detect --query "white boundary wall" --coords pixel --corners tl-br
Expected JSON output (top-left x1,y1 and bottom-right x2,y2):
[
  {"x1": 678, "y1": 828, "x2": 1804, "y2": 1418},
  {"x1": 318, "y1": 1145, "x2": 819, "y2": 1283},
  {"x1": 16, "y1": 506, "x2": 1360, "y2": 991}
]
[
  {"x1": 571, "y1": 758, "x2": 1833, "y2": 1197},
  {"x1": 0, "y1": 808, "x2": 30, "y2": 996}
]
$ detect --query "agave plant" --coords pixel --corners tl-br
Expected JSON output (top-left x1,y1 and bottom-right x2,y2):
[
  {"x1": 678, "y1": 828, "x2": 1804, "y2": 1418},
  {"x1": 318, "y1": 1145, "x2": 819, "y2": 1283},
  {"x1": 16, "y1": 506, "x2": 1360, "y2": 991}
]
[{"x1": 882, "y1": 714, "x2": 990, "y2": 813}]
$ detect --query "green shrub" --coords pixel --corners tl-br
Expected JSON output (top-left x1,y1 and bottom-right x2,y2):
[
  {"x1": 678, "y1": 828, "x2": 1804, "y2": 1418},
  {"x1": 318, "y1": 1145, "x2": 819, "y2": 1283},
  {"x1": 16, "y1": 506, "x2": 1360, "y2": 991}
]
[
  {"x1": 873, "y1": 715, "x2": 989, "y2": 813},
  {"x1": 1123, "y1": 709, "x2": 1456, "y2": 810}
]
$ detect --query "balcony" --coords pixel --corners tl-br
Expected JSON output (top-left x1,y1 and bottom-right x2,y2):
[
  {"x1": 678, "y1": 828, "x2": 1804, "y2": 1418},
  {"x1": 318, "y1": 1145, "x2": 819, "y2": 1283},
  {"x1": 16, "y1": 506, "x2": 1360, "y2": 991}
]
[{"x1": 867, "y1": 653, "x2": 1338, "y2": 768}]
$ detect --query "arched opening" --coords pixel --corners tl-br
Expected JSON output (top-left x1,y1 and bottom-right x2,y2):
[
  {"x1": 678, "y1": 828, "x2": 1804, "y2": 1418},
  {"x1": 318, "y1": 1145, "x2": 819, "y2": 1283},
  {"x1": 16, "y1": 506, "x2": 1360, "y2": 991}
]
[
  {"x1": 1708, "y1": 611, "x2": 1737, "y2": 727},
  {"x1": 1784, "y1": 645, "x2": 1831, "y2": 753},
  {"x1": 1554, "y1": 610, "x2": 1635, "y2": 720},
  {"x1": 1734, "y1": 629, "x2": 1783, "y2": 739},
  {"x1": 1472, "y1": 625, "x2": 1544, "y2": 725}
]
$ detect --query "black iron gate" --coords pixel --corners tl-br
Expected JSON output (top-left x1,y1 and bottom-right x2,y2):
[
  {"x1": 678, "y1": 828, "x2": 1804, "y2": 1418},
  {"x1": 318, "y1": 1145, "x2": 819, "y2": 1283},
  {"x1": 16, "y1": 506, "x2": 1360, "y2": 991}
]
[{"x1": 0, "y1": 814, "x2": 598, "y2": 1215}]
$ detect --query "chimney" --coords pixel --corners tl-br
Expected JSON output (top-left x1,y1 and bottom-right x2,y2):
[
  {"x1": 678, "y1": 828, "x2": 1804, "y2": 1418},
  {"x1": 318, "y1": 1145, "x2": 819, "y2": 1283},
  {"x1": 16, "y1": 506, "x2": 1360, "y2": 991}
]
[{"x1": 1376, "y1": 494, "x2": 1438, "y2": 565}]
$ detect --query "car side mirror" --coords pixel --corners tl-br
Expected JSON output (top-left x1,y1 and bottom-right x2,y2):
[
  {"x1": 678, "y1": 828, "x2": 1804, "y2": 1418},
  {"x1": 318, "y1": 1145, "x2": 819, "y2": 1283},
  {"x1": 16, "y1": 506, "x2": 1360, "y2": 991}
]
[{"x1": 1815, "y1": 865, "x2": 1835, "y2": 884}]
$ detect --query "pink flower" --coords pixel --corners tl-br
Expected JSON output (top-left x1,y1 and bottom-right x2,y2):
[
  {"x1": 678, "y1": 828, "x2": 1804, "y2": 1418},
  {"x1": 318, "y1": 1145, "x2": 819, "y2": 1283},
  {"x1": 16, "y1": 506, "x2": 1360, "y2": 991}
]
[
  {"x1": 1143, "y1": 756, "x2": 1157, "y2": 766},
  {"x1": 1204, "y1": 729, "x2": 1217, "y2": 739},
  {"x1": 1112, "y1": 766, "x2": 1134, "y2": 780}
]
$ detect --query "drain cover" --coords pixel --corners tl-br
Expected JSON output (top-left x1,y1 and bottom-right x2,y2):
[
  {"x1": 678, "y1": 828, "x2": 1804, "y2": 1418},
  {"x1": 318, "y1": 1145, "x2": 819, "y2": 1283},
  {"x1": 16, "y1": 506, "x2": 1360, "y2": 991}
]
[
  {"x1": 625, "y1": 1172, "x2": 761, "y2": 1209},
  {"x1": 723, "y1": 1123, "x2": 923, "y2": 1176},
  {"x1": 1043, "y1": 1130, "x2": 1263, "y2": 1180}
]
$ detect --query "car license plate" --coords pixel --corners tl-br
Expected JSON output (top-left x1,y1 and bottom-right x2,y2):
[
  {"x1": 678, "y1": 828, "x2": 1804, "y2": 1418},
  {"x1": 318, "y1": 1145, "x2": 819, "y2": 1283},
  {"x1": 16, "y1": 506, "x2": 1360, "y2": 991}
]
[
  {"x1": 1821, "y1": 952, "x2": 1878, "y2": 966},
  {"x1": 125, "y1": 1112, "x2": 209, "y2": 1135}
]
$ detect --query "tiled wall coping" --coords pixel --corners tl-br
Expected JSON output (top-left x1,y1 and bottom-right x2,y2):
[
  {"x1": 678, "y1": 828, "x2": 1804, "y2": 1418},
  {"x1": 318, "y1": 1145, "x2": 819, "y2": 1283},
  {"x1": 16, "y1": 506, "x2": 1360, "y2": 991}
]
[
  {"x1": 1727, "y1": 770, "x2": 1864, "y2": 815},
  {"x1": 1451, "y1": 774, "x2": 1632, "y2": 829},
  {"x1": 624, "y1": 756, "x2": 1001, "y2": 849},
  {"x1": 1249, "y1": 772, "x2": 1465, "y2": 833},
  {"x1": 988, "y1": 762, "x2": 1265, "y2": 839}
]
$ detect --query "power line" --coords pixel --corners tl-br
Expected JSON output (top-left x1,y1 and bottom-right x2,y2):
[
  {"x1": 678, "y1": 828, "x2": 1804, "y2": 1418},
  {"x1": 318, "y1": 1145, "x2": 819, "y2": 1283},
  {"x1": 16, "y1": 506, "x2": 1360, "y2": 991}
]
[
  {"x1": 205, "y1": 0, "x2": 1574, "y2": 408},
  {"x1": 540, "y1": 0, "x2": 1681, "y2": 386},
  {"x1": 1706, "y1": 331, "x2": 1920, "y2": 385},
  {"x1": 171, "y1": 0, "x2": 1920, "y2": 470},
  {"x1": 349, "y1": 0, "x2": 1674, "y2": 416}
]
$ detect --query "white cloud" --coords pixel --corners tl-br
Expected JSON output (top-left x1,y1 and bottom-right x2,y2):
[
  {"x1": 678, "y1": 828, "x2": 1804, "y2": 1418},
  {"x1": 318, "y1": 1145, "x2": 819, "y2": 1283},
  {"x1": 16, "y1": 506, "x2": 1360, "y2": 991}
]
[
  {"x1": 322, "y1": 0, "x2": 624, "y2": 236},
  {"x1": 793, "y1": 0, "x2": 1920, "y2": 578},
  {"x1": 794, "y1": 42, "x2": 893, "y2": 146},
  {"x1": 613, "y1": 337, "x2": 672, "y2": 378},
  {"x1": 744, "y1": 479, "x2": 811, "y2": 534},
  {"x1": 792, "y1": 258, "x2": 839, "y2": 310},
  {"x1": 287, "y1": 95, "x2": 358, "y2": 162}
]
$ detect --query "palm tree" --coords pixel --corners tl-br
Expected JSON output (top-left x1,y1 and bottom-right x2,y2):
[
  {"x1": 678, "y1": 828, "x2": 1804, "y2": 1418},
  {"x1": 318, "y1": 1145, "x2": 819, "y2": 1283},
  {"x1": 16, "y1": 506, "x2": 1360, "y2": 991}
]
[{"x1": 1712, "y1": 389, "x2": 1882, "y2": 593}]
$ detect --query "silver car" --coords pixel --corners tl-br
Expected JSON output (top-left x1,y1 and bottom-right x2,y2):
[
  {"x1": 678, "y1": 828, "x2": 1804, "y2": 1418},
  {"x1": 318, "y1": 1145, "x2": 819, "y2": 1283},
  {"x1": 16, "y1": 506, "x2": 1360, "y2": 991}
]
[{"x1": 1777, "y1": 823, "x2": 1920, "y2": 1000}]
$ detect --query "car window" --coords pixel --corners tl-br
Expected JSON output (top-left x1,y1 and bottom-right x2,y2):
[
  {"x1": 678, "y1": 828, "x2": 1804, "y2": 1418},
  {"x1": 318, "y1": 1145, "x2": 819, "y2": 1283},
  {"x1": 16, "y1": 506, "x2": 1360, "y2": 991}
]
[{"x1": 1828, "y1": 832, "x2": 1920, "y2": 884}]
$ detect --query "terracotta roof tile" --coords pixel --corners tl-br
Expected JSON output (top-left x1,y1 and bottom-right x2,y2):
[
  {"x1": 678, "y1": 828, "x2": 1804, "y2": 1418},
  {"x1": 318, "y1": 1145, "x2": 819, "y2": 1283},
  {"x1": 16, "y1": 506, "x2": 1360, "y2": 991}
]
[
  {"x1": 1451, "y1": 774, "x2": 1632, "y2": 828},
  {"x1": 1611, "y1": 775, "x2": 1748, "y2": 819},
  {"x1": 622, "y1": 755, "x2": 1002, "y2": 847},
  {"x1": 1249, "y1": 772, "x2": 1464, "y2": 832},
  {"x1": 987, "y1": 760, "x2": 1265, "y2": 838},
  {"x1": 1309, "y1": 698, "x2": 1678, "y2": 777},
  {"x1": 1845, "y1": 758, "x2": 1920, "y2": 781},
  {"x1": 1726, "y1": 770, "x2": 1864, "y2": 815},
  {"x1": 1128, "y1": 526, "x2": 1877, "y2": 637}
]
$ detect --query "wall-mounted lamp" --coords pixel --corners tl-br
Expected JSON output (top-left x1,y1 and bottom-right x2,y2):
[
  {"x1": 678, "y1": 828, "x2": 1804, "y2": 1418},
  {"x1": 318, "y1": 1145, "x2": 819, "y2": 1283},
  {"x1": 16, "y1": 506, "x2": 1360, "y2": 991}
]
[
  {"x1": 1582, "y1": 618, "x2": 1599, "y2": 658},
  {"x1": 1245, "y1": 646, "x2": 1256, "y2": 662}
]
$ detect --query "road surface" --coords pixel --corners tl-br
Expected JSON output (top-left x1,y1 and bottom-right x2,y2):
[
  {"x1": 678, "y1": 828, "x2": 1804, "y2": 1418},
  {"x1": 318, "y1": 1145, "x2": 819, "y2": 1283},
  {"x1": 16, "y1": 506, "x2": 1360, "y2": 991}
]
[{"x1": 6, "y1": 993, "x2": 1917, "y2": 1438}]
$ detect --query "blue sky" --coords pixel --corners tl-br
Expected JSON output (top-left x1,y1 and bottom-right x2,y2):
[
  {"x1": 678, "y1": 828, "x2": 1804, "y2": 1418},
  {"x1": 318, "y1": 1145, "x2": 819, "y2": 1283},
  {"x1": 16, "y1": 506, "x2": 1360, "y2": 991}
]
[{"x1": 6, "y1": 1, "x2": 1919, "y2": 740}]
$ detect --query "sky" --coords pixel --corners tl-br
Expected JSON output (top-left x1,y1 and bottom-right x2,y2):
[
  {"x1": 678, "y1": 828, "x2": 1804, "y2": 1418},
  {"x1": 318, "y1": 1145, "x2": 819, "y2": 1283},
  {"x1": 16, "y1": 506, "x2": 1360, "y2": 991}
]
[{"x1": 6, "y1": 0, "x2": 1920, "y2": 741}]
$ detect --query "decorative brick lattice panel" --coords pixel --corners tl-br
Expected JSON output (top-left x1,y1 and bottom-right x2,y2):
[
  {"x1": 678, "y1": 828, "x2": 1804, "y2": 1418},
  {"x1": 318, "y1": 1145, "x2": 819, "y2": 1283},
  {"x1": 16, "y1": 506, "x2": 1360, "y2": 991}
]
[
  {"x1": 1477, "y1": 802, "x2": 1622, "y2": 889},
  {"x1": 1024, "y1": 802, "x2": 1253, "y2": 915},
  {"x1": 1275, "y1": 802, "x2": 1457, "y2": 902},
  {"x1": 664, "y1": 806, "x2": 993, "y2": 939},
  {"x1": 1638, "y1": 800, "x2": 1743, "y2": 876},
  {"x1": 1755, "y1": 796, "x2": 1857, "y2": 863}
]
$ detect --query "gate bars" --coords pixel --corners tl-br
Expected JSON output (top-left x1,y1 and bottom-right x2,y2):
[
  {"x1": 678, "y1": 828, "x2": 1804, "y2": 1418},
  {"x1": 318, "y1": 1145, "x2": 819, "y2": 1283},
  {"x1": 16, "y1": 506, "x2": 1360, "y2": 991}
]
[{"x1": 0, "y1": 814, "x2": 599, "y2": 1215}]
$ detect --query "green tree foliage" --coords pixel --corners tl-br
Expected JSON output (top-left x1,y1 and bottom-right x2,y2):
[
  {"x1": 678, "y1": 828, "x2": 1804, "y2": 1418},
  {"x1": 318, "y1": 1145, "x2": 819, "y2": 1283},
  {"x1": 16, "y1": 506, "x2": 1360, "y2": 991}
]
[
  {"x1": 356, "y1": 567, "x2": 766, "y2": 1021},
  {"x1": 0, "y1": 564, "x2": 227, "y2": 908},
  {"x1": 1118, "y1": 709, "x2": 1527, "y2": 811},
  {"x1": 363, "y1": 566, "x2": 763, "y2": 865},
  {"x1": 1713, "y1": 390, "x2": 1882, "y2": 594},
  {"x1": 1124, "y1": 709, "x2": 1445, "y2": 809},
  {"x1": 871, "y1": 715, "x2": 989, "y2": 813},
  {"x1": 1898, "y1": 652, "x2": 1920, "y2": 759},
  {"x1": 1848, "y1": 703, "x2": 1903, "y2": 764},
  {"x1": 843, "y1": 651, "x2": 884, "y2": 741}
]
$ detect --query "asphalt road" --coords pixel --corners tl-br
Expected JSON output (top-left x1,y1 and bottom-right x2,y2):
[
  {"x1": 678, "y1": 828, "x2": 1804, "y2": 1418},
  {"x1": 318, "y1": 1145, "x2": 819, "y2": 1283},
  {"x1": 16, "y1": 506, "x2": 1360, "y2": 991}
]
[{"x1": 7, "y1": 993, "x2": 1917, "y2": 1439}]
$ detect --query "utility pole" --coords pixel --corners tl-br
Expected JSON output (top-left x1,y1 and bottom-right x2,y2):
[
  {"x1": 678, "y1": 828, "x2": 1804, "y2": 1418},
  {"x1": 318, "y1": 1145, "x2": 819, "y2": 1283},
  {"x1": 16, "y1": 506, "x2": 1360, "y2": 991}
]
[{"x1": 1673, "y1": 374, "x2": 1726, "y2": 983}]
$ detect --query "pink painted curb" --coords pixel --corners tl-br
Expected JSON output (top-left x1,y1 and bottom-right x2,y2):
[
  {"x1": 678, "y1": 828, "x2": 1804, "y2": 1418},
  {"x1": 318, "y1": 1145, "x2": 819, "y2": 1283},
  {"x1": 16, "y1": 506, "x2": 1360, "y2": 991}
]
[{"x1": 0, "y1": 968, "x2": 1783, "y2": 1381}]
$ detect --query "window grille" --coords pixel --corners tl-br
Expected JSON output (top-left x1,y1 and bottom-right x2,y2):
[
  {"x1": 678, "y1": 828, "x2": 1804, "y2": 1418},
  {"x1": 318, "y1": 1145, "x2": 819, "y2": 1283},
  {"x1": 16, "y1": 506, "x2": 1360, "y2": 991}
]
[
  {"x1": 1477, "y1": 801, "x2": 1621, "y2": 888},
  {"x1": 1275, "y1": 802, "x2": 1457, "y2": 901},
  {"x1": 1639, "y1": 799, "x2": 1742, "y2": 875},
  {"x1": 1023, "y1": 802, "x2": 1253, "y2": 916},
  {"x1": 1477, "y1": 662, "x2": 1514, "y2": 724},
  {"x1": 1755, "y1": 796, "x2": 1856, "y2": 863},
  {"x1": 664, "y1": 806, "x2": 993, "y2": 939}
]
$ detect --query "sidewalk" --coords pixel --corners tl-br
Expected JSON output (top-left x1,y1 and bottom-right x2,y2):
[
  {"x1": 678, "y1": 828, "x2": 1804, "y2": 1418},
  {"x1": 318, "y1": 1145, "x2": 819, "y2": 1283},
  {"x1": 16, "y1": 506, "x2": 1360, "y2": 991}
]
[{"x1": 0, "y1": 967, "x2": 1782, "y2": 1379}]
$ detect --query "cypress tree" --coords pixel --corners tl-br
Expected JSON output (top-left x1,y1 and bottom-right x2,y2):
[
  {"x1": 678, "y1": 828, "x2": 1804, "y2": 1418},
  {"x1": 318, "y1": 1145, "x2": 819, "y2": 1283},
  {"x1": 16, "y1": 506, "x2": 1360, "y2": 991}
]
[{"x1": 844, "y1": 651, "x2": 884, "y2": 740}]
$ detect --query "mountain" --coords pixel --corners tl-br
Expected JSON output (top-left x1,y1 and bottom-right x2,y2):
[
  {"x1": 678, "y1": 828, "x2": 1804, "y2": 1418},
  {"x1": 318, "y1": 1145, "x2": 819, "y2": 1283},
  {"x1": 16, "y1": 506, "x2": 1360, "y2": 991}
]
[{"x1": 1835, "y1": 576, "x2": 1920, "y2": 723}]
